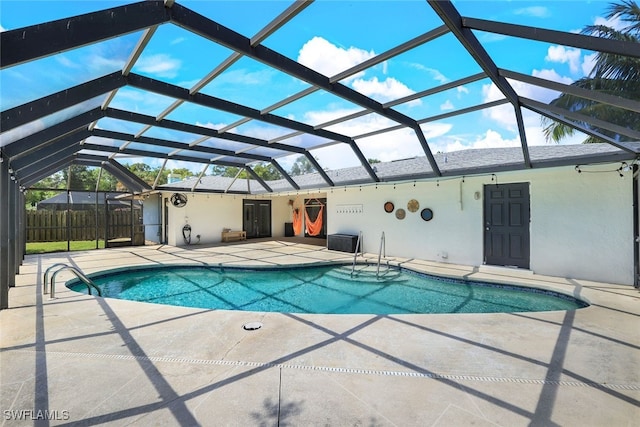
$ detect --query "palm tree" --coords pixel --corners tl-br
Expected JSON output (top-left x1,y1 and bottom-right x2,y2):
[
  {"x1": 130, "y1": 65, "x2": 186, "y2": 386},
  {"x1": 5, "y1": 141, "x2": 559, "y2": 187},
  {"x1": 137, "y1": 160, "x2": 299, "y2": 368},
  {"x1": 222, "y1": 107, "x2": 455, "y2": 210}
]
[{"x1": 542, "y1": 0, "x2": 640, "y2": 143}]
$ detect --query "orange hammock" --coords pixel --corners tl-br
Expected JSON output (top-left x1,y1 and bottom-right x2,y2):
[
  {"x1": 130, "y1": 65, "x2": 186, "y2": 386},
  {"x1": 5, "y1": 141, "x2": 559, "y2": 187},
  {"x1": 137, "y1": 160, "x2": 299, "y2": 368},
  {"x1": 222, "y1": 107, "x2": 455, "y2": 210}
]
[
  {"x1": 305, "y1": 205, "x2": 324, "y2": 236},
  {"x1": 292, "y1": 209, "x2": 303, "y2": 235}
]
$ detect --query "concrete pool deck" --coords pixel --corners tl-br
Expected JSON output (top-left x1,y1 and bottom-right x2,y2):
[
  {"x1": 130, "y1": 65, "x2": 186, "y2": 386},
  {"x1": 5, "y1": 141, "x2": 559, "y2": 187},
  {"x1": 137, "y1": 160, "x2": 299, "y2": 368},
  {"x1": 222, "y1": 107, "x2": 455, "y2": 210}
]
[{"x1": 1, "y1": 240, "x2": 639, "y2": 426}]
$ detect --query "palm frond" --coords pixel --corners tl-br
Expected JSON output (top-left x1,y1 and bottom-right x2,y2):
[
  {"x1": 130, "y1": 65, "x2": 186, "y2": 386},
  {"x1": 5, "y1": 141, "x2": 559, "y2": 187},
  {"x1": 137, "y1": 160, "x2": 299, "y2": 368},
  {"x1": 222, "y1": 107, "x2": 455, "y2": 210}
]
[
  {"x1": 542, "y1": 120, "x2": 577, "y2": 144},
  {"x1": 544, "y1": 1, "x2": 639, "y2": 144},
  {"x1": 606, "y1": 0, "x2": 640, "y2": 33}
]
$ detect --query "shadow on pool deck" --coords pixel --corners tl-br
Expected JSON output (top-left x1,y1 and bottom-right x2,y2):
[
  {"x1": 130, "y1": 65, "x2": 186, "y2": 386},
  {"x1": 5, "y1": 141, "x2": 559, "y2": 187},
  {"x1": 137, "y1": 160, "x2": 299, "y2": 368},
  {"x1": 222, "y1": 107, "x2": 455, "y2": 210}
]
[{"x1": 1, "y1": 241, "x2": 638, "y2": 426}]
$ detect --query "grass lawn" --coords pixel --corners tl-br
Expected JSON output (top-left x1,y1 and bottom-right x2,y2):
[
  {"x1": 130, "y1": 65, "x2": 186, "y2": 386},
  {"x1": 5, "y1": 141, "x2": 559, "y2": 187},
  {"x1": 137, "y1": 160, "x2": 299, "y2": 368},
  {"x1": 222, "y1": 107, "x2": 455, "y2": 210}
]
[{"x1": 26, "y1": 240, "x2": 105, "y2": 254}]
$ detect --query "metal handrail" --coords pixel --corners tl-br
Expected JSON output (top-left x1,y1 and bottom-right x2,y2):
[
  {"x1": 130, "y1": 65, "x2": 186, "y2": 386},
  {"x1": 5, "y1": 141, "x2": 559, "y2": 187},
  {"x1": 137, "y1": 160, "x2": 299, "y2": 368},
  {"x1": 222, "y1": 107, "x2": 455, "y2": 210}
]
[
  {"x1": 376, "y1": 231, "x2": 386, "y2": 279},
  {"x1": 350, "y1": 231, "x2": 363, "y2": 277},
  {"x1": 43, "y1": 263, "x2": 102, "y2": 299},
  {"x1": 43, "y1": 263, "x2": 71, "y2": 294}
]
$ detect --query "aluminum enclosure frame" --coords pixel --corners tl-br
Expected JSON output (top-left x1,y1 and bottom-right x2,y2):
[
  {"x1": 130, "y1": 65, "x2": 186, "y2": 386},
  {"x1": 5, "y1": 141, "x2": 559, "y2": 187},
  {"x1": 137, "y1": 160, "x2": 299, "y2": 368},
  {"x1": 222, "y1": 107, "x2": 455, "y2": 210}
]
[{"x1": 2, "y1": 0, "x2": 636, "y2": 195}]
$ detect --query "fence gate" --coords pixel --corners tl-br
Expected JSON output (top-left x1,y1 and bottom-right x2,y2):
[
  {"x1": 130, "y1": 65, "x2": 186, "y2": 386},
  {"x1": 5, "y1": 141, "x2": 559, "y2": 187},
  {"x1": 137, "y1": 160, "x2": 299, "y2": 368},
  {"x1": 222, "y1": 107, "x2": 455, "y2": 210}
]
[{"x1": 105, "y1": 197, "x2": 144, "y2": 248}]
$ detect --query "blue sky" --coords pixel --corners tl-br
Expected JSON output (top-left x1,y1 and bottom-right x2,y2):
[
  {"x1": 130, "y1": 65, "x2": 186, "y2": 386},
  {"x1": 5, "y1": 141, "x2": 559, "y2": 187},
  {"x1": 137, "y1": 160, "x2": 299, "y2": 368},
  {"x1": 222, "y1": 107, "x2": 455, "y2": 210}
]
[{"x1": 0, "y1": 0, "x2": 623, "y2": 174}]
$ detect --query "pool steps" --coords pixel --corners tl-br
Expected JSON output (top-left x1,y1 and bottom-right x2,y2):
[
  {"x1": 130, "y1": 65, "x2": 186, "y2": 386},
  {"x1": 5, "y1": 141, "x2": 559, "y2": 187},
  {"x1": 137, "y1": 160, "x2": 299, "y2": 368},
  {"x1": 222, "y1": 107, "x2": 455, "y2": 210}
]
[{"x1": 349, "y1": 231, "x2": 390, "y2": 279}]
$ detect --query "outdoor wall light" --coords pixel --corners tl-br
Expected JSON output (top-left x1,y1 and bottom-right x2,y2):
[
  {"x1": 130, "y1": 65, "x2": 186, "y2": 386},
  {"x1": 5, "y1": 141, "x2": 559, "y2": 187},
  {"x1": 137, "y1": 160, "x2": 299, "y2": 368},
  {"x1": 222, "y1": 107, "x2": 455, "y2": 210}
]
[{"x1": 620, "y1": 162, "x2": 630, "y2": 172}]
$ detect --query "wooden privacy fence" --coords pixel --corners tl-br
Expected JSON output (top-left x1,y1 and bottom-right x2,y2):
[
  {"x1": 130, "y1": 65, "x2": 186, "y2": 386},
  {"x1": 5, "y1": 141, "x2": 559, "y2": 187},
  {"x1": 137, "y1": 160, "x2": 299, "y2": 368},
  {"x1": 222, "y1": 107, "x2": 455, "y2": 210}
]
[{"x1": 26, "y1": 210, "x2": 137, "y2": 242}]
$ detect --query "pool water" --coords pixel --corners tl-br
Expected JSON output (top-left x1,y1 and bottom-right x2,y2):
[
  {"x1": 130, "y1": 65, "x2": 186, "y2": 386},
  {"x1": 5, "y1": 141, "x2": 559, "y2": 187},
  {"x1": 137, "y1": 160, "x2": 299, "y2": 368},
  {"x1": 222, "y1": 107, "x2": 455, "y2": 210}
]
[{"x1": 68, "y1": 264, "x2": 588, "y2": 314}]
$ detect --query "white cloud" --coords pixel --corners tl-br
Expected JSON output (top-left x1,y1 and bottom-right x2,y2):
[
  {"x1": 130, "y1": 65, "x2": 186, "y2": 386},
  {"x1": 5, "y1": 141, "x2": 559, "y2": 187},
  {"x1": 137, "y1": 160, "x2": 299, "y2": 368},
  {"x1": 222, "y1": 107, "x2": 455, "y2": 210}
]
[
  {"x1": 531, "y1": 68, "x2": 573, "y2": 86},
  {"x1": 481, "y1": 66, "x2": 578, "y2": 132},
  {"x1": 297, "y1": 36, "x2": 375, "y2": 80},
  {"x1": 88, "y1": 54, "x2": 125, "y2": 73},
  {"x1": 134, "y1": 54, "x2": 181, "y2": 78},
  {"x1": 215, "y1": 68, "x2": 274, "y2": 85},
  {"x1": 478, "y1": 33, "x2": 507, "y2": 43},
  {"x1": 567, "y1": 14, "x2": 627, "y2": 78},
  {"x1": 457, "y1": 86, "x2": 470, "y2": 97},
  {"x1": 481, "y1": 83, "x2": 515, "y2": 131},
  {"x1": 240, "y1": 124, "x2": 293, "y2": 141},
  {"x1": 594, "y1": 15, "x2": 626, "y2": 31},
  {"x1": 581, "y1": 52, "x2": 598, "y2": 77},
  {"x1": 421, "y1": 122, "x2": 453, "y2": 140},
  {"x1": 432, "y1": 124, "x2": 588, "y2": 154},
  {"x1": 170, "y1": 37, "x2": 186, "y2": 45},
  {"x1": 531, "y1": 68, "x2": 574, "y2": 101},
  {"x1": 310, "y1": 144, "x2": 362, "y2": 169},
  {"x1": 56, "y1": 55, "x2": 81, "y2": 69},
  {"x1": 310, "y1": 108, "x2": 396, "y2": 137},
  {"x1": 303, "y1": 107, "x2": 364, "y2": 128},
  {"x1": 352, "y1": 126, "x2": 439, "y2": 165},
  {"x1": 522, "y1": 123, "x2": 588, "y2": 147},
  {"x1": 514, "y1": 6, "x2": 550, "y2": 18},
  {"x1": 0, "y1": 24, "x2": 6, "y2": 32},
  {"x1": 0, "y1": 120, "x2": 45, "y2": 147},
  {"x1": 297, "y1": 36, "x2": 419, "y2": 107},
  {"x1": 110, "y1": 88, "x2": 175, "y2": 113},
  {"x1": 195, "y1": 121, "x2": 229, "y2": 130},
  {"x1": 351, "y1": 76, "x2": 419, "y2": 105},
  {"x1": 410, "y1": 64, "x2": 449, "y2": 84},
  {"x1": 356, "y1": 123, "x2": 450, "y2": 165},
  {"x1": 458, "y1": 71, "x2": 591, "y2": 153},
  {"x1": 480, "y1": 70, "x2": 574, "y2": 134},
  {"x1": 442, "y1": 129, "x2": 520, "y2": 152},
  {"x1": 281, "y1": 109, "x2": 452, "y2": 168},
  {"x1": 545, "y1": 45, "x2": 582, "y2": 74},
  {"x1": 307, "y1": 108, "x2": 450, "y2": 139},
  {"x1": 440, "y1": 100, "x2": 454, "y2": 111}
]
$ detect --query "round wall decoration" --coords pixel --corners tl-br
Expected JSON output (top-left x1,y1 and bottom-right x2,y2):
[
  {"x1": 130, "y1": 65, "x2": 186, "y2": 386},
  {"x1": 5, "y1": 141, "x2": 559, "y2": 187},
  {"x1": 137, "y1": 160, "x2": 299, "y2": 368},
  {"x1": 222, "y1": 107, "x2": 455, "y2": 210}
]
[
  {"x1": 407, "y1": 199, "x2": 419, "y2": 212},
  {"x1": 384, "y1": 201, "x2": 395, "y2": 213},
  {"x1": 395, "y1": 208, "x2": 406, "y2": 220},
  {"x1": 420, "y1": 208, "x2": 434, "y2": 221}
]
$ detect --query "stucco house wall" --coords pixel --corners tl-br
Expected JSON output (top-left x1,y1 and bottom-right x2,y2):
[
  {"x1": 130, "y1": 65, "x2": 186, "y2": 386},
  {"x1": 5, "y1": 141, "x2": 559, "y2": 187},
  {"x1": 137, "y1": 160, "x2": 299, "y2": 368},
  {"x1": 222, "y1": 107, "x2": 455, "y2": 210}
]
[
  {"x1": 163, "y1": 193, "x2": 243, "y2": 246},
  {"x1": 328, "y1": 163, "x2": 634, "y2": 285},
  {"x1": 162, "y1": 191, "x2": 328, "y2": 245},
  {"x1": 162, "y1": 162, "x2": 634, "y2": 285}
]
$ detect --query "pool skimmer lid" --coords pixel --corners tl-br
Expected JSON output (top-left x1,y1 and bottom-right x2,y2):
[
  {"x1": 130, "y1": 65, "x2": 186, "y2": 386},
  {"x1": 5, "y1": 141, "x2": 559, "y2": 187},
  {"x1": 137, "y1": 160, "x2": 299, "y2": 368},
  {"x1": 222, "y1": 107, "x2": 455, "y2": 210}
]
[{"x1": 243, "y1": 321, "x2": 263, "y2": 331}]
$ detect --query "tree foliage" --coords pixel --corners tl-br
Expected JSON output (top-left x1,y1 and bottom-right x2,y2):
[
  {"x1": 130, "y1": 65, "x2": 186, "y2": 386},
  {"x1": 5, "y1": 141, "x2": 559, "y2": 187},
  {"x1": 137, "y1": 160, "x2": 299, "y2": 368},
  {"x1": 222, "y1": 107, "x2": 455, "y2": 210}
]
[
  {"x1": 290, "y1": 156, "x2": 316, "y2": 176},
  {"x1": 25, "y1": 173, "x2": 65, "y2": 208},
  {"x1": 543, "y1": 0, "x2": 640, "y2": 143},
  {"x1": 211, "y1": 162, "x2": 282, "y2": 180},
  {"x1": 252, "y1": 163, "x2": 282, "y2": 180},
  {"x1": 24, "y1": 163, "x2": 195, "y2": 208}
]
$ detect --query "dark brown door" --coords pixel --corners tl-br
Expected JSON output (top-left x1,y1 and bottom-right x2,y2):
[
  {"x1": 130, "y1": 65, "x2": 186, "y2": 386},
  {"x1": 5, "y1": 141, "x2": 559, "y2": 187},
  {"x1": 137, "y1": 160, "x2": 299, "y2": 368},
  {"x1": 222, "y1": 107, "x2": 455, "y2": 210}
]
[
  {"x1": 484, "y1": 183, "x2": 530, "y2": 269},
  {"x1": 243, "y1": 200, "x2": 271, "y2": 238}
]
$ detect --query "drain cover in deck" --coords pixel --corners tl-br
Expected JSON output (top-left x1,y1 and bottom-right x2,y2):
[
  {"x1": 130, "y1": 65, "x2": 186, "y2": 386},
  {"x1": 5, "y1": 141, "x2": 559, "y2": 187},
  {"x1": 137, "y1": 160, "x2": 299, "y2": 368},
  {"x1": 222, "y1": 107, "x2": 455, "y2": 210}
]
[{"x1": 243, "y1": 322, "x2": 263, "y2": 331}]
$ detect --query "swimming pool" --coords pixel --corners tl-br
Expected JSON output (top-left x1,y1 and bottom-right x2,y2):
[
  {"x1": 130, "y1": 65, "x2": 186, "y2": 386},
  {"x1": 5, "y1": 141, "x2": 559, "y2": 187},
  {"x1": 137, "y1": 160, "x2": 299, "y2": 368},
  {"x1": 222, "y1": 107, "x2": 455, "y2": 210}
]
[{"x1": 67, "y1": 264, "x2": 587, "y2": 314}]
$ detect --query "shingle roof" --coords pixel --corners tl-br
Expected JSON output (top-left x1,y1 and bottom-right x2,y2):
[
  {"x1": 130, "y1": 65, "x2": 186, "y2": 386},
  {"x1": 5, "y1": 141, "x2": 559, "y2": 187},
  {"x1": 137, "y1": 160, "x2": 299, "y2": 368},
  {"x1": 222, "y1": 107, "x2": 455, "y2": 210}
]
[
  {"x1": 37, "y1": 191, "x2": 141, "y2": 207},
  {"x1": 159, "y1": 143, "x2": 638, "y2": 194}
]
